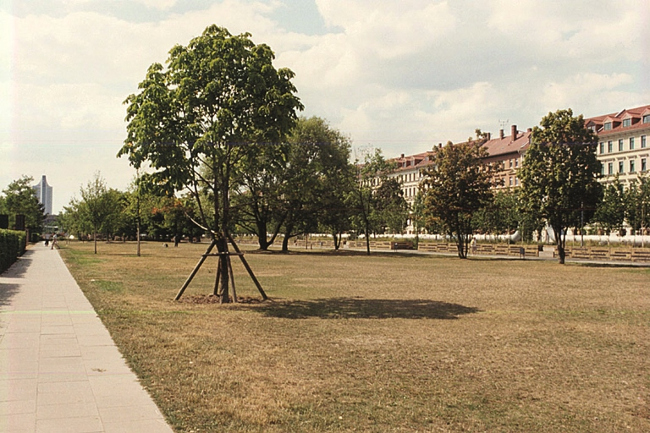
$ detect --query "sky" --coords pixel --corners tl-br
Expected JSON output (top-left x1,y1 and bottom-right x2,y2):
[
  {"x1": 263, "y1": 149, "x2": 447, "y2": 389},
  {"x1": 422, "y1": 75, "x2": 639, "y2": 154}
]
[{"x1": 1, "y1": 0, "x2": 649, "y2": 214}]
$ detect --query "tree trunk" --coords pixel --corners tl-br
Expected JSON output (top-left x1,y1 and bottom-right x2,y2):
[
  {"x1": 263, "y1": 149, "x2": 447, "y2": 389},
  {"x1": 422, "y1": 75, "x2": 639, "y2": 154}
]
[
  {"x1": 217, "y1": 168, "x2": 231, "y2": 303},
  {"x1": 553, "y1": 225, "x2": 566, "y2": 264},
  {"x1": 365, "y1": 229, "x2": 370, "y2": 255},
  {"x1": 557, "y1": 239, "x2": 565, "y2": 264},
  {"x1": 281, "y1": 223, "x2": 294, "y2": 253},
  {"x1": 94, "y1": 231, "x2": 97, "y2": 254},
  {"x1": 216, "y1": 237, "x2": 230, "y2": 303},
  {"x1": 456, "y1": 232, "x2": 468, "y2": 259},
  {"x1": 332, "y1": 231, "x2": 340, "y2": 250},
  {"x1": 256, "y1": 220, "x2": 270, "y2": 250}
]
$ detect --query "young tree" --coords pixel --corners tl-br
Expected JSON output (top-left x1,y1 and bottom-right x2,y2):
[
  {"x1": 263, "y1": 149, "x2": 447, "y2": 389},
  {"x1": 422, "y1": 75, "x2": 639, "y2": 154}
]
[
  {"x1": 349, "y1": 149, "x2": 395, "y2": 255},
  {"x1": 119, "y1": 25, "x2": 302, "y2": 302},
  {"x1": 518, "y1": 109, "x2": 602, "y2": 264},
  {"x1": 77, "y1": 174, "x2": 123, "y2": 254},
  {"x1": 232, "y1": 144, "x2": 288, "y2": 250},
  {"x1": 594, "y1": 176, "x2": 625, "y2": 241},
  {"x1": 473, "y1": 189, "x2": 522, "y2": 241},
  {"x1": 279, "y1": 117, "x2": 354, "y2": 252},
  {"x1": 625, "y1": 174, "x2": 650, "y2": 244},
  {"x1": 421, "y1": 139, "x2": 495, "y2": 258},
  {"x1": 374, "y1": 178, "x2": 409, "y2": 234}
]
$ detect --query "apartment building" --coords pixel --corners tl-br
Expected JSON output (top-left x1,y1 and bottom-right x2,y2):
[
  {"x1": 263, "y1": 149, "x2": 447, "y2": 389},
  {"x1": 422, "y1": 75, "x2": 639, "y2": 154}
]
[
  {"x1": 481, "y1": 125, "x2": 531, "y2": 189},
  {"x1": 389, "y1": 150, "x2": 435, "y2": 206},
  {"x1": 389, "y1": 124, "x2": 531, "y2": 205},
  {"x1": 585, "y1": 104, "x2": 650, "y2": 185}
]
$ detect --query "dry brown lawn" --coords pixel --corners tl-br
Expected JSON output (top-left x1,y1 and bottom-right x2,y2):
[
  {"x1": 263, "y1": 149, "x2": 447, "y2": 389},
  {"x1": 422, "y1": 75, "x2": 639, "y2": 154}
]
[{"x1": 59, "y1": 241, "x2": 650, "y2": 432}]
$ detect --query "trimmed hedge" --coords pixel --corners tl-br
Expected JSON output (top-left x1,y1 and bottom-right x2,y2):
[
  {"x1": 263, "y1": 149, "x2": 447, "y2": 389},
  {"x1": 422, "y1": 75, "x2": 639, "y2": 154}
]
[{"x1": 0, "y1": 229, "x2": 27, "y2": 273}]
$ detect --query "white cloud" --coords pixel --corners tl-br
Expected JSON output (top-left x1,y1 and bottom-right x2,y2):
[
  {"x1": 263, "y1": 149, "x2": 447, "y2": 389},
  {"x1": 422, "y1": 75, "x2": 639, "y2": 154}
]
[
  {"x1": 133, "y1": 0, "x2": 177, "y2": 10},
  {"x1": 316, "y1": 0, "x2": 456, "y2": 59},
  {"x1": 541, "y1": 73, "x2": 645, "y2": 117},
  {"x1": 485, "y1": 0, "x2": 642, "y2": 62}
]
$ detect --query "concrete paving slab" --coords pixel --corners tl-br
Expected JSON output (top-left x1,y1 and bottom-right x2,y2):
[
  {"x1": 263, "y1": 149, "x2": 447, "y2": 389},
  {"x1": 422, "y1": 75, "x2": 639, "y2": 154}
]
[{"x1": 0, "y1": 244, "x2": 174, "y2": 432}]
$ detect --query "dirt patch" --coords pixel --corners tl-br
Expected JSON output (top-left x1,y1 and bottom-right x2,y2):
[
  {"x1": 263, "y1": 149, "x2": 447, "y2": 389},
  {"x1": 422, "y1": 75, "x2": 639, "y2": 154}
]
[{"x1": 180, "y1": 294, "x2": 265, "y2": 304}]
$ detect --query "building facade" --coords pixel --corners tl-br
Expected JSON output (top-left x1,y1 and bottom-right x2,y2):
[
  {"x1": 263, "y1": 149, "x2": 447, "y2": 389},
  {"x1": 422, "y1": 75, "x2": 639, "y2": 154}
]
[
  {"x1": 585, "y1": 104, "x2": 650, "y2": 186},
  {"x1": 32, "y1": 175, "x2": 53, "y2": 216},
  {"x1": 481, "y1": 125, "x2": 531, "y2": 189},
  {"x1": 376, "y1": 104, "x2": 649, "y2": 235},
  {"x1": 389, "y1": 150, "x2": 435, "y2": 206}
]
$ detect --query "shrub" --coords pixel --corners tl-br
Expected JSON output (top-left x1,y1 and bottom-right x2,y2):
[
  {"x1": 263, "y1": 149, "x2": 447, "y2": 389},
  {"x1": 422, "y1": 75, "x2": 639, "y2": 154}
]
[{"x1": 0, "y1": 229, "x2": 26, "y2": 273}]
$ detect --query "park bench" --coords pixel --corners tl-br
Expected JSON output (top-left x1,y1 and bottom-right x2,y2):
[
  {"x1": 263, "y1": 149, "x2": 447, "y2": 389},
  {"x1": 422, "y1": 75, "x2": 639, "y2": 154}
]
[
  {"x1": 631, "y1": 250, "x2": 650, "y2": 263},
  {"x1": 391, "y1": 241, "x2": 414, "y2": 250}
]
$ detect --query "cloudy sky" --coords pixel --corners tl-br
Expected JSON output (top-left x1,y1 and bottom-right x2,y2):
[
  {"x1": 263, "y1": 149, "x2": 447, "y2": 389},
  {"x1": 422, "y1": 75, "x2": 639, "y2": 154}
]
[{"x1": 2, "y1": 0, "x2": 649, "y2": 213}]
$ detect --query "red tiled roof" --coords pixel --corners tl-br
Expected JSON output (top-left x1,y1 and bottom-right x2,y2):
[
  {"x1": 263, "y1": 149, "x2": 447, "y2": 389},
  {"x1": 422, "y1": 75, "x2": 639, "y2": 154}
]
[
  {"x1": 482, "y1": 129, "x2": 531, "y2": 159},
  {"x1": 391, "y1": 150, "x2": 435, "y2": 172},
  {"x1": 584, "y1": 104, "x2": 650, "y2": 137}
]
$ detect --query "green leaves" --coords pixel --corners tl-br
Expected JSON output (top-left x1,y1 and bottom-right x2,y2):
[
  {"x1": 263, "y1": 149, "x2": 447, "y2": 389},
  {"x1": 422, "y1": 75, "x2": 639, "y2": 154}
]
[
  {"x1": 519, "y1": 109, "x2": 602, "y2": 262},
  {"x1": 119, "y1": 25, "x2": 302, "y2": 235},
  {"x1": 1, "y1": 175, "x2": 45, "y2": 231},
  {"x1": 421, "y1": 139, "x2": 495, "y2": 258}
]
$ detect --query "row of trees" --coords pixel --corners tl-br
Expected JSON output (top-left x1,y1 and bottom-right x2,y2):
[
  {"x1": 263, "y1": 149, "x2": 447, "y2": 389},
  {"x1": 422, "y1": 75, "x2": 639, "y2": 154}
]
[
  {"x1": 59, "y1": 175, "x2": 203, "y2": 254},
  {"x1": 60, "y1": 114, "x2": 411, "y2": 257},
  {"x1": 417, "y1": 109, "x2": 650, "y2": 263}
]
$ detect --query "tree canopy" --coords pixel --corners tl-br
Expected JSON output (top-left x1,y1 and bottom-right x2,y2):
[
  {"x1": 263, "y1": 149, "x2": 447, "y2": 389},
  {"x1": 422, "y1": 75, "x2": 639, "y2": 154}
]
[
  {"x1": 421, "y1": 139, "x2": 495, "y2": 258},
  {"x1": 62, "y1": 174, "x2": 125, "y2": 254},
  {"x1": 518, "y1": 109, "x2": 602, "y2": 264},
  {"x1": 349, "y1": 149, "x2": 401, "y2": 255},
  {"x1": 0, "y1": 175, "x2": 45, "y2": 234}
]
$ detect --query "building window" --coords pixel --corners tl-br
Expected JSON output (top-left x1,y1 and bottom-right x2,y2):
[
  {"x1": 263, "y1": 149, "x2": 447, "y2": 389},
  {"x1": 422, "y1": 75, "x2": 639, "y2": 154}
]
[
  {"x1": 509, "y1": 177, "x2": 513, "y2": 186},
  {"x1": 618, "y1": 139, "x2": 624, "y2": 151},
  {"x1": 601, "y1": 165, "x2": 605, "y2": 175},
  {"x1": 608, "y1": 141, "x2": 613, "y2": 153},
  {"x1": 630, "y1": 137, "x2": 635, "y2": 150},
  {"x1": 623, "y1": 118, "x2": 631, "y2": 127},
  {"x1": 630, "y1": 160, "x2": 635, "y2": 173},
  {"x1": 514, "y1": 177, "x2": 519, "y2": 186},
  {"x1": 644, "y1": 114, "x2": 650, "y2": 124},
  {"x1": 515, "y1": 158, "x2": 519, "y2": 168},
  {"x1": 642, "y1": 135, "x2": 647, "y2": 148},
  {"x1": 642, "y1": 158, "x2": 647, "y2": 172},
  {"x1": 619, "y1": 161, "x2": 624, "y2": 174},
  {"x1": 599, "y1": 142, "x2": 604, "y2": 154},
  {"x1": 509, "y1": 159, "x2": 513, "y2": 168},
  {"x1": 608, "y1": 162, "x2": 613, "y2": 175},
  {"x1": 604, "y1": 122, "x2": 612, "y2": 130}
]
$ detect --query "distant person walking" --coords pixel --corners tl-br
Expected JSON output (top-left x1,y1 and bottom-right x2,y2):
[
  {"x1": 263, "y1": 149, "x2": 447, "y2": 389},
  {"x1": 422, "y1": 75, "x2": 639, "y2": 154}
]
[{"x1": 51, "y1": 233, "x2": 59, "y2": 250}]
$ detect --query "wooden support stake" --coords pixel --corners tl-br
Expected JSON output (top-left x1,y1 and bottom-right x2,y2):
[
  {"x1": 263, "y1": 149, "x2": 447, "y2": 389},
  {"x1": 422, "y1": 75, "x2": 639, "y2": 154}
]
[
  {"x1": 175, "y1": 239, "x2": 216, "y2": 301},
  {"x1": 227, "y1": 254, "x2": 237, "y2": 303},
  {"x1": 213, "y1": 260, "x2": 222, "y2": 296},
  {"x1": 227, "y1": 234, "x2": 268, "y2": 300}
]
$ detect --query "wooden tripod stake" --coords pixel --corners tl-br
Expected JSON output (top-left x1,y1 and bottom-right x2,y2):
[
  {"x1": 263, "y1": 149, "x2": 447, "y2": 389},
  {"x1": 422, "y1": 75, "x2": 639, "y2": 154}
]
[{"x1": 175, "y1": 236, "x2": 267, "y2": 301}]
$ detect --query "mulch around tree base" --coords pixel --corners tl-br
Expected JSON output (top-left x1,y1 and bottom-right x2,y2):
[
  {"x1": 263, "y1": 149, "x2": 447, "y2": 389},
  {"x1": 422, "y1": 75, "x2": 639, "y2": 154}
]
[{"x1": 179, "y1": 294, "x2": 266, "y2": 304}]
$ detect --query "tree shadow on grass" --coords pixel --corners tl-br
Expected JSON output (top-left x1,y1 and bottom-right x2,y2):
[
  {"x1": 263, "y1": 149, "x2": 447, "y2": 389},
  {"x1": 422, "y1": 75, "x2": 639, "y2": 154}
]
[{"x1": 252, "y1": 297, "x2": 480, "y2": 320}]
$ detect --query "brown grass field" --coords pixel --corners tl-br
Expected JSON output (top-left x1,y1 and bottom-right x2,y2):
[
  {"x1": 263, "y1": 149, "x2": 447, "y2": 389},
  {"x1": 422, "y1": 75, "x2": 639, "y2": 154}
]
[{"x1": 59, "y1": 241, "x2": 650, "y2": 432}]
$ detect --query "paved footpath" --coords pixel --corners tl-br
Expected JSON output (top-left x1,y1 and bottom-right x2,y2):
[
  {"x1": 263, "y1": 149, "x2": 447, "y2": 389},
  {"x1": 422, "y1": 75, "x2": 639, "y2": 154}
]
[{"x1": 0, "y1": 244, "x2": 174, "y2": 433}]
